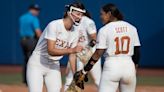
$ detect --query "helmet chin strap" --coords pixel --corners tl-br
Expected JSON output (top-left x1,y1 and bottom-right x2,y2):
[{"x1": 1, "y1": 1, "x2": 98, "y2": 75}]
[{"x1": 69, "y1": 12, "x2": 80, "y2": 26}]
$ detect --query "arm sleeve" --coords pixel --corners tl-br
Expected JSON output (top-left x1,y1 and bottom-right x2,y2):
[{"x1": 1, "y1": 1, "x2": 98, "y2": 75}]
[
  {"x1": 96, "y1": 29, "x2": 108, "y2": 49},
  {"x1": 132, "y1": 46, "x2": 140, "y2": 65},
  {"x1": 84, "y1": 49, "x2": 105, "y2": 72},
  {"x1": 33, "y1": 17, "x2": 40, "y2": 30},
  {"x1": 44, "y1": 22, "x2": 56, "y2": 41},
  {"x1": 86, "y1": 20, "x2": 97, "y2": 34},
  {"x1": 134, "y1": 28, "x2": 141, "y2": 46}
]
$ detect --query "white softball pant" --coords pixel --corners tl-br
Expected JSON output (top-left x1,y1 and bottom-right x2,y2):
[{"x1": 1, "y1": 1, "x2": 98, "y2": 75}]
[
  {"x1": 99, "y1": 57, "x2": 136, "y2": 92},
  {"x1": 27, "y1": 52, "x2": 62, "y2": 92}
]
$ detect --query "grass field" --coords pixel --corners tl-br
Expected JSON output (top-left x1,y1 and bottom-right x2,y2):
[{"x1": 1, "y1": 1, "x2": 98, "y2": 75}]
[
  {"x1": 0, "y1": 73, "x2": 164, "y2": 86},
  {"x1": 0, "y1": 67, "x2": 164, "y2": 92}
]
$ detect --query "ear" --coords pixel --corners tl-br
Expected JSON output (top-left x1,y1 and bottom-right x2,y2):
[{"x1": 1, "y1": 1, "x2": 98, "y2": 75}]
[
  {"x1": 107, "y1": 11, "x2": 112, "y2": 17},
  {"x1": 67, "y1": 11, "x2": 70, "y2": 15}
]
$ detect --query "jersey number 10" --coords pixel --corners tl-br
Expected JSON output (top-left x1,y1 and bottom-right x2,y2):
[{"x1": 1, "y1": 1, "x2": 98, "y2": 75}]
[{"x1": 115, "y1": 36, "x2": 130, "y2": 55}]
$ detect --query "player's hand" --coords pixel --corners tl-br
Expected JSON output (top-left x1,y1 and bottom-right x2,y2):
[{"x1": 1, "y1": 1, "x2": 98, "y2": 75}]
[
  {"x1": 73, "y1": 45, "x2": 83, "y2": 53},
  {"x1": 73, "y1": 70, "x2": 88, "y2": 89}
]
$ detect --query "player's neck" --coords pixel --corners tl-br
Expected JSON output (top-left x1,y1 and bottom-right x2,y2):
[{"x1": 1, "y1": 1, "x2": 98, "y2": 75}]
[
  {"x1": 63, "y1": 18, "x2": 73, "y2": 31},
  {"x1": 110, "y1": 17, "x2": 118, "y2": 22}
]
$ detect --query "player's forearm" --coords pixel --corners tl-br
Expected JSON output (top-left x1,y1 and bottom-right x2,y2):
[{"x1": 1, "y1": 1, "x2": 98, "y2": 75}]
[
  {"x1": 35, "y1": 29, "x2": 42, "y2": 38},
  {"x1": 132, "y1": 46, "x2": 140, "y2": 66},
  {"x1": 89, "y1": 33, "x2": 97, "y2": 47},
  {"x1": 69, "y1": 54, "x2": 76, "y2": 73},
  {"x1": 47, "y1": 39, "x2": 76, "y2": 56},
  {"x1": 83, "y1": 49, "x2": 105, "y2": 73},
  {"x1": 48, "y1": 48, "x2": 74, "y2": 56},
  {"x1": 89, "y1": 33, "x2": 97, "y2": 40}
]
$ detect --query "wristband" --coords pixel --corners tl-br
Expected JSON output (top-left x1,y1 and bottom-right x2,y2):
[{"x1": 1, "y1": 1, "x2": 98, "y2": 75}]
[{"x1": 89, "y1": 39, "x2": 96, "y2": 47}]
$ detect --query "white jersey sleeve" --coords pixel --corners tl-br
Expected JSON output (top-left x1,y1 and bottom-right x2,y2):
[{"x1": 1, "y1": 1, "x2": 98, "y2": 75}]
[
  {"x1": 44, "y1": 22, "x2": 57, "y2": 41},
  {"x1": 133, "y1": 28, "x2": 141, "y2": 46},
  {"x1": 86, "y1": 19, "x2": 97, "y2": 35},
  {"x1": 96, "y1": 28, "x2": 108, "y2": 49}
]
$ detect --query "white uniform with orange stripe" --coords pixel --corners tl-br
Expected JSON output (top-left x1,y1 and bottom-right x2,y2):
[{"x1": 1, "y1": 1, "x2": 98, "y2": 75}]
[
  {"x1": 64, "y1": 16, "x2": 102, "y2": 91},
  {"x1": 96, "y1": 21, "x2": 140, "y2": 92},
  {"x1": 27, "y1": 19, "x2": 79, "y2": 92}
]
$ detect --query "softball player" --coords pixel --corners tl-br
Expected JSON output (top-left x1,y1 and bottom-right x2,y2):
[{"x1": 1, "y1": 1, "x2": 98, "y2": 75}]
[
  {"x1": 74, "y1": 3, "x2": 141, "y2": 92},
  {"x1": 64, "y1": 15, "x2": 102, "y2": 91},
  {"x1": 26, "y1": 2, "x2": 86, "y2": 92}
]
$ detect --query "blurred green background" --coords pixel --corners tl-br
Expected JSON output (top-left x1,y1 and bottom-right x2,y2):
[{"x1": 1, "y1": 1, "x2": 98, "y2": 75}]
[{"x1": 0, "y1": 69, "x2": 164, "y2": 86}]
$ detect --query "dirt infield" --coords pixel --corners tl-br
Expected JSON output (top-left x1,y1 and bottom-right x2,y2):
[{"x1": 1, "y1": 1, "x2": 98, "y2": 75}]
[
  {"x1": 0, "y1": 65, "x2": 164, "y2": 92},
  {"x1": 0, "y1": 65, "x2": 164, "y2": 76},
  {"x1": 0, "y1": 84, "x2": 164, "y2": 92}
]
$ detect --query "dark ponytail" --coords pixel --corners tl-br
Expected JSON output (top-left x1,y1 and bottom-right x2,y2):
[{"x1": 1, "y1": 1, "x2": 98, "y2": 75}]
[
  {"x1": 84, "y1": 10, "x2": 91, "y2": 18},
  {"x1": 116, "y1": 13, "x2": 123, "y2": 20},
  {"x1": 102, "y1": 3, "x2": 123, "y2": 20}
]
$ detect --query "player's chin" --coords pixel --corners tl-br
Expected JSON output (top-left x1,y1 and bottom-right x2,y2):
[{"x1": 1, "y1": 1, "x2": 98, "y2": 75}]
[
  {"x1": 100, "y1": 19, "x2": 107, "y2": 25},
  {"x1": 102, "y1": 20, "x2": 107, "y2": 25}
]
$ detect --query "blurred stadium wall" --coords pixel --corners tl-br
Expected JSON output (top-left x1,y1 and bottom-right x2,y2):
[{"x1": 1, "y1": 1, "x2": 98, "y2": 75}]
[{"x1": 0, "y1": 0, "x2": 164, "y2": 67}]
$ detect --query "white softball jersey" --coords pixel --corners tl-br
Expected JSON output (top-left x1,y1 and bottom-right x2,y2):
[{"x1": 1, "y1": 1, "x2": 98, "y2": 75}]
[
  {"x1": 96, "y1": 21, "x2": 141, "y2": 57},
  {"x1": 76, "y1": 16, "x2": 97, "y2": 47},
  {"x1": 34, "y1": 19, "x2": 79, "y2": 61}
]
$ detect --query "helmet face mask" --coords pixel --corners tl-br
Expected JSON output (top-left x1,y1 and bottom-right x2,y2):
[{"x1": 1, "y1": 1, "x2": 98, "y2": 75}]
[{"x1": 68, "y1": 6, "x2": 86, "y2": 26}]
